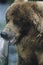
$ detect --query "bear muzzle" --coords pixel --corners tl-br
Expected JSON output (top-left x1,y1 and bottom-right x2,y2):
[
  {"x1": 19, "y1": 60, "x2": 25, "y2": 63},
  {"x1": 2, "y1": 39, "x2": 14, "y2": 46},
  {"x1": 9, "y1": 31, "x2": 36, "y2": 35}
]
[{"x1": 0, "y1": 32, "x2": 16, "y2": 44}]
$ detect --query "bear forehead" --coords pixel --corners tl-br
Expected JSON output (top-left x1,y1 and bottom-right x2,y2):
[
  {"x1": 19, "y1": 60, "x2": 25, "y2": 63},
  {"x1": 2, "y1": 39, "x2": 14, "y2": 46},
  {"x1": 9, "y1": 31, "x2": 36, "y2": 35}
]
[{"x1": 6, "y1": 2, "x2": 33, "y2": 17}]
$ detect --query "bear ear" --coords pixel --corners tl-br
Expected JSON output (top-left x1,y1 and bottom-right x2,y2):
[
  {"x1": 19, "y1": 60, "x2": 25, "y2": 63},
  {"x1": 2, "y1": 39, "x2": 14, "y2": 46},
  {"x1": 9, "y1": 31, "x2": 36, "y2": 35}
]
[
  {"x1": 15, "y1": 0, "x2": 28, "y2": 3},
  {"x1": 33, "y1": 14, "x2": 43, "y2": 33},
  {"x1": 37, "y1": 20, "x2": 43, "y2": 33}
]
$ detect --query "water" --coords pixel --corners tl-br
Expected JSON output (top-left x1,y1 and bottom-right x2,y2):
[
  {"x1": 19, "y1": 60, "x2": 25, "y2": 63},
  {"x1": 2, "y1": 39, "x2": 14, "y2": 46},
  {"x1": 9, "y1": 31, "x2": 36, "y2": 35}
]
[
  {"x1": 0, "y1": 37, "x2": 5, "y2": 56},
  {"x1": 0, "y1": 3, "x2": 10, "y2": 21}
]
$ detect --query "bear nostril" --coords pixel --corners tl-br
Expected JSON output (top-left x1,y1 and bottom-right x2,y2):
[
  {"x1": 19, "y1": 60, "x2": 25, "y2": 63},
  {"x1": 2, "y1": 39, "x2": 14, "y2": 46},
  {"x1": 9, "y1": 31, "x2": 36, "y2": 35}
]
[{"x1": 1, "y1": 32, "x2": 8, "y2": 40}]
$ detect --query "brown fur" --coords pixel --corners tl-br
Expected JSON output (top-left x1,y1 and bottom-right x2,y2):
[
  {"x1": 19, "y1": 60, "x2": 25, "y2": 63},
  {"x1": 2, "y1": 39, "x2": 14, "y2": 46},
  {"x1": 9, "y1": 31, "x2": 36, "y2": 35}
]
[{"x1": 3, "y1": 1, "x2": 43, "y2": 65}]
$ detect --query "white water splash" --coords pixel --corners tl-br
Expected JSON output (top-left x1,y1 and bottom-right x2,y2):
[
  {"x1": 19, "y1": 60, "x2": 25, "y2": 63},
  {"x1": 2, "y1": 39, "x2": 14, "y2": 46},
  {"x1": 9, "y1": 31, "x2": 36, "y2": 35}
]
[{"x1": 0, "y1": 37, "x2": 5, "y2": 56}]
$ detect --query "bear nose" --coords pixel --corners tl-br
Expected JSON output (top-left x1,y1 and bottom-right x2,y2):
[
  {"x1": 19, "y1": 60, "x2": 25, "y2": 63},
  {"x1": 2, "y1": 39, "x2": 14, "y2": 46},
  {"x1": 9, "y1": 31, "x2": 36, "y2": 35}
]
[{"x1": 0, "y1": 32, "x2": 8, "y2": 40}]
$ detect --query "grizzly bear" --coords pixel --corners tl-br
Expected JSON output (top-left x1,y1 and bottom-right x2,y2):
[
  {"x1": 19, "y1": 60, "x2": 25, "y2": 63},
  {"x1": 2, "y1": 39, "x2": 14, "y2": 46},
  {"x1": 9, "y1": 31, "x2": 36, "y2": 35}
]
[{"x1": 1, "y1": 0, "x2": 43, "y2": 65}]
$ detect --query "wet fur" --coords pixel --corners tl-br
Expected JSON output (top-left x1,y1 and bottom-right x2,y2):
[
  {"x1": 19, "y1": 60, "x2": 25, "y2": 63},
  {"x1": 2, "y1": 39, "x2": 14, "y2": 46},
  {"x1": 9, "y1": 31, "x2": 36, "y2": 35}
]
[{"x1": 4, "y1": 1, "x2": 43, "y2": 65}]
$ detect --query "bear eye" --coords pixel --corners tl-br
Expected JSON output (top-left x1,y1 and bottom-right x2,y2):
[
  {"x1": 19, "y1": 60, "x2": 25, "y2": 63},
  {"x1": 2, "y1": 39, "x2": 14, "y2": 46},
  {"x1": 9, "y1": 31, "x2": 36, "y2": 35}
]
[
  {"x1": 13, "y1": 19, "x2": 21, "y2": 27},
  {"x1": 6, "y1": 18, "x2": 10, "y2": 23}
]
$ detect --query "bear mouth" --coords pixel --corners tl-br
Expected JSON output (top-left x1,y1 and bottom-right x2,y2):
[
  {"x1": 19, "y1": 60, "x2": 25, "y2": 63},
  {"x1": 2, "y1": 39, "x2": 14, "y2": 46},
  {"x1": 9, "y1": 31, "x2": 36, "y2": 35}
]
[
  {"x1": 9, "y1": 37, "x2": 16, "y2": 45},
  {"x1": 1, "y1": 35, "x2": 17, "y2": 45}
]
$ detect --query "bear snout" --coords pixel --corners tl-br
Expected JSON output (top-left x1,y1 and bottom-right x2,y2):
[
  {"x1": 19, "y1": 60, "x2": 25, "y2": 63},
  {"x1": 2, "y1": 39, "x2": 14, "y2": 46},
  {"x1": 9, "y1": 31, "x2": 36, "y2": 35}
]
[{"x1": 0, "y1": 32, "x2": 9, "y2": 40}]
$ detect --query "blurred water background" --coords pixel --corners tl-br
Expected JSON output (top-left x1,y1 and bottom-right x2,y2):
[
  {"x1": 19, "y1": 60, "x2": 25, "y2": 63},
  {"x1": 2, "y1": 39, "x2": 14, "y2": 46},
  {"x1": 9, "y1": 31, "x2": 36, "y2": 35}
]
[{"x1": 0, "y1": 1, "x2": 18, "y2": 65}]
